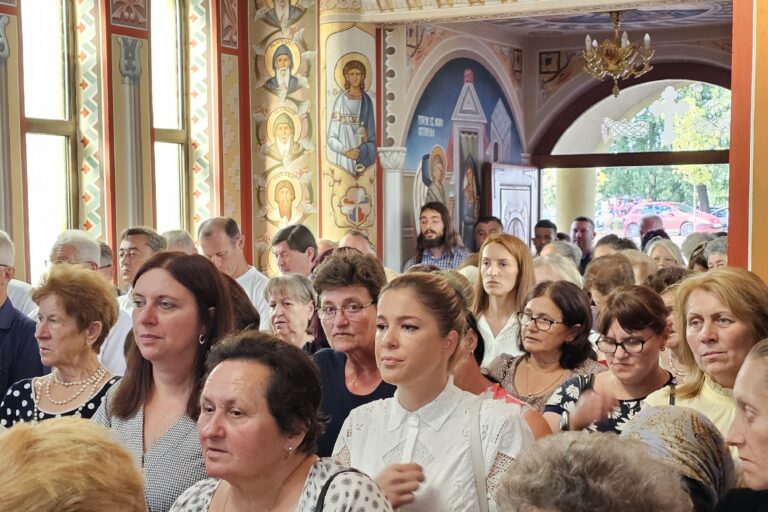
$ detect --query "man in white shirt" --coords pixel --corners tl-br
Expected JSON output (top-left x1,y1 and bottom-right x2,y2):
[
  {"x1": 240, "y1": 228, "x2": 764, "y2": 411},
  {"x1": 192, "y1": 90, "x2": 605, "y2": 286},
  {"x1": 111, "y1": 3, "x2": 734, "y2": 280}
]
[
  {"x1": 44, "y1": 230, "x2": 131, "y2": 376},
  {"x1": 117, "y1": 227, "x2": 167, "y2": 314},
  {"x1": 198, "y1": 217, "x2": 270, "y2": 331}
]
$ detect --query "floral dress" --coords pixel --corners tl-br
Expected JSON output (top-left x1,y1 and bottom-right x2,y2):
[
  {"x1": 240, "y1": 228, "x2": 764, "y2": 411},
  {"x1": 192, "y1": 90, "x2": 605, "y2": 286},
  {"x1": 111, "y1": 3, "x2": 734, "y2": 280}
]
[{"x1": 543, "y1": 372, "x2": 675, "y2": 433}]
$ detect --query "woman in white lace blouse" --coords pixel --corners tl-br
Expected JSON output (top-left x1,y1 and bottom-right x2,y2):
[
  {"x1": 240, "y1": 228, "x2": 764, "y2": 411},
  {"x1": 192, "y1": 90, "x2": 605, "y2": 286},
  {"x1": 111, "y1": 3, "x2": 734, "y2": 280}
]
[{"x1": 333, "y1": 272, "x2": 534, "y2": 511}]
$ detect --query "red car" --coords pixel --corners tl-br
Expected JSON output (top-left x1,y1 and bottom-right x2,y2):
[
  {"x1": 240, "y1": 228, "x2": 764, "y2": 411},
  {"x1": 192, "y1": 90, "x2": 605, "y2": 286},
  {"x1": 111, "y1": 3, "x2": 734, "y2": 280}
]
[{"x1": 623, "y1": 202, "x2": 723, "y2": 237}]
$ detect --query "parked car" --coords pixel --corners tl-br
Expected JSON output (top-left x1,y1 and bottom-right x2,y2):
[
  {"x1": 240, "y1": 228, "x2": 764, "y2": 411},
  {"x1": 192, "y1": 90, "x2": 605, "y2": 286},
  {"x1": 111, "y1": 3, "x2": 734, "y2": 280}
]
[
  {"x1": 711, "y1": 207, "x2": 729, "y2": 230},
  {"x1": 623, "y1": 201, "x2": 723, "y2": 237}
]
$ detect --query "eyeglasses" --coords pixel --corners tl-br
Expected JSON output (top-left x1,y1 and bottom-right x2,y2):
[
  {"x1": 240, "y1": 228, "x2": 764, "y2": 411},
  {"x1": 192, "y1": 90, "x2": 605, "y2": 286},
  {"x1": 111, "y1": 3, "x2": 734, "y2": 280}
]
[
  {"x1": 596, "y1": 333, "x2": 655, "y2": 354},
  {"x1": 517, "y1": 311, "x2": 565, "y2": 332},
  {"x1": 317, "y1": 302, "x2": 374, "y2": 320}
]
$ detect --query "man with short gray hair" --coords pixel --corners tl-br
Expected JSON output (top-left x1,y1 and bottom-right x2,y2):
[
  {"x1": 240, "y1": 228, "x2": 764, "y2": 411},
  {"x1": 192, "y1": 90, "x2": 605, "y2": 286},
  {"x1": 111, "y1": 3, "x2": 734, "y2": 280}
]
[
  {"x1": 0, "y1": 229, "x2": 44, "y2": 397},
  {"x1": 45, "y1": 230, "x2": 132, "y2": 376},
  {"x1": 540, "y1": 240, "x2": 583, "y2": 271},
  {"x1": 198, "y1": 217, "x2": 270, "y2": 330},
  {"x1": 117, "y1": 227, "x2": 167, "y2": 314},
  {"x1": 1, "y1": 233, "x2": 35, "y2": 316},
  {"x1": 338, "y1": 229, "x2": 399, "y2": 282},
  {"x1": 163, "y1": 229, "x2": 197, "y2": 254}
]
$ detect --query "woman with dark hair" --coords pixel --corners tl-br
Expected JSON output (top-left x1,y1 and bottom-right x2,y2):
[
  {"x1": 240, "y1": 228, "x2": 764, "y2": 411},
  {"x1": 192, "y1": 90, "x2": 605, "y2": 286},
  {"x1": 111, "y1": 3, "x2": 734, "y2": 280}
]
[
  {"x1": 485, "y1": 280, "x2": 605, "y2": 412},
  {"x1": 93, "y1": 252, "x2": 234, "y2": 512},
  {"x1": 222, "y1": 274, "x2": 260, "y2": 332},
  {"x1": 312, "y1": 250, "x2": 395, "y2": 457},
  {"x1": 544, "y1": 285, "x2": 674, "y2": 434},
  {"x1": 170, "y1": 332, "x2": 391, "y2": 511},
  {"x1": 334, "y1": 272, "x2": 533, "y2": 510},
  {"x1": 439, "y1": 270, "x2": 551, "y2": 438}
]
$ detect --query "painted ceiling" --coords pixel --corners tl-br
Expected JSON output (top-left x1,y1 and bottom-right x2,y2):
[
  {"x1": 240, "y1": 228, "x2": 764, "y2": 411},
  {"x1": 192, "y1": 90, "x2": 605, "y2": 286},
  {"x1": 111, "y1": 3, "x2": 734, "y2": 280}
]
[{"x1": 486, "y1": 1, "x2": 732, "y2": 35}]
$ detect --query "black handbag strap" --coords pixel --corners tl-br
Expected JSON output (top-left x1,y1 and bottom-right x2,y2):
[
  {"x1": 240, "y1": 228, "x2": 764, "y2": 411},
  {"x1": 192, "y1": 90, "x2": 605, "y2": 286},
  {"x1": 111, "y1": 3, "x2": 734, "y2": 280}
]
[{"x1": 315, "y1": 468, "x2": 364, "y2": 511}]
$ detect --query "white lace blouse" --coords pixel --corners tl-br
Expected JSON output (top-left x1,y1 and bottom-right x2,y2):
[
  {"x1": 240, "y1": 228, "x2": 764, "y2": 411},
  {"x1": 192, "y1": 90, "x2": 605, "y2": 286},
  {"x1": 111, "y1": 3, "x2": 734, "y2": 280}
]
[
  {"x1": 477, "y1": 314, "x2": 521, "y2": 367},
  {"x1": 332, "y1": 380, "x2": 534, "y2": 512}
]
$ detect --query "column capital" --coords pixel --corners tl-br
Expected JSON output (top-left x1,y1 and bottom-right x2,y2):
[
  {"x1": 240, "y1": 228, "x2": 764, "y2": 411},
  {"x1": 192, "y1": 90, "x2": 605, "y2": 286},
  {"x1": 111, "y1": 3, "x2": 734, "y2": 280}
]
[
  {"x1": 117, "y1": 36, "x2": 143, "y2": 85},
  {"x1": 0, "y1": 16, "x2": 9, "y2": 62},
  {"x1": 378, "y1": 146, "x2": 407, "y2": 171}
]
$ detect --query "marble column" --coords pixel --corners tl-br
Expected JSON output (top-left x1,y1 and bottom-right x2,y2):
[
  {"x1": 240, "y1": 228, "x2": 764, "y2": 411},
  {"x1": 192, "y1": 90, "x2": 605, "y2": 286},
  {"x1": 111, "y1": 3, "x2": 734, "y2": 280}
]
[
  {"x1": 117, "y1": 36, "x2": 144, "y2": 227},
  {"x1": 555, "y1": 167, "x2": 596, "y2": 234},
  {"x1": 378, "y1": 147, "x2": 406, "y2": 270},
  {"x1": 0, "y1": 15, "x2": 11, "y2": 235}
]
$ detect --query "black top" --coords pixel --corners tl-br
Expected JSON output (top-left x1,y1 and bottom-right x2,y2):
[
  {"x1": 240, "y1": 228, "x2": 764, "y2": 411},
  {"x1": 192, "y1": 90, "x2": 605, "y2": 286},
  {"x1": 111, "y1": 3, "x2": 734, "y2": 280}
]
[
  {"x1": 715, "y1": 489, "x2": 768, "y2": 512},
  {"x1": 544, "y1": 372, "x2": 675, "y2": 433},
  {"x1": 312, "y1": 349, "x2": 396, "y2": 456},
  {"x1": 0, "y1": 376, "x2": 120, "y2": 427},
  {"x1": 0, "y1": 298, "x2": 45, "y2": 397}
]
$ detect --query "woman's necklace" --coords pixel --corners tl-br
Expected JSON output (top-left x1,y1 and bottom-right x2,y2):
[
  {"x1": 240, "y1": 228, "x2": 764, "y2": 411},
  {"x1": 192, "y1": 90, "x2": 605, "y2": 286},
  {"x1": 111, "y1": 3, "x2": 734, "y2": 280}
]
[
  {"x1": 45, "y1": 365, "x2": 106, "y2": 406},
  {"x1": 223, "y1": 454, "x2": 309, "y2": 512},
  {"x1": 666, "y1": 351, "x2": 687, "y2": 379},
  {"x1": 524, "y1": 359, "x2": 568, "y2": 399}
]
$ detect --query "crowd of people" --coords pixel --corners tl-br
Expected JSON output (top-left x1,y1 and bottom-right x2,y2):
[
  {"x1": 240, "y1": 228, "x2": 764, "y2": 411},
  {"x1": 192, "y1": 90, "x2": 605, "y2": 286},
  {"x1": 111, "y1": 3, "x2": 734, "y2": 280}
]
[{"x1": 0, "y1": 206, "x2": 765, "y2": 512}]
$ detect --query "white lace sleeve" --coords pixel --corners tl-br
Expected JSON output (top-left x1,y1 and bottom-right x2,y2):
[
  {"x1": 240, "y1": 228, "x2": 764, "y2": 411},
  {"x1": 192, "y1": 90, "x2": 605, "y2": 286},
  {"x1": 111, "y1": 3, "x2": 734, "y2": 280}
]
[
  {"x1": 331, "y1": 413, "x2": 353, "y2": 466},
  {"x1": 480, "y1": 399, "x2": 535, "y2": 510}
]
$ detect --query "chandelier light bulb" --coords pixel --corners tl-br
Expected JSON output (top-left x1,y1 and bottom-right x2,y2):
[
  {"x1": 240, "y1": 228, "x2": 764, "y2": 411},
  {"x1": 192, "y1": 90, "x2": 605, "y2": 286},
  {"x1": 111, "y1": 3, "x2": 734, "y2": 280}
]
[{"x1": 581, "y1": 11, "x2": 655, "y2": 97}]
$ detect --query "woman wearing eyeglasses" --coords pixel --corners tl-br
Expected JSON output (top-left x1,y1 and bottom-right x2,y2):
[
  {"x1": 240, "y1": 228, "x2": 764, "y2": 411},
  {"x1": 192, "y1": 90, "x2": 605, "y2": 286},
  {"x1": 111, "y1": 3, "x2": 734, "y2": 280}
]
[
  {"x1": 543, "y1": 285, "x2": 674, "y2": 434},
  {"x1": 311, "y1": 251, "x2": 396, "y2": 457},
  {"x1": 485, "y1": 281, "x2": 606, "y2": 413}
]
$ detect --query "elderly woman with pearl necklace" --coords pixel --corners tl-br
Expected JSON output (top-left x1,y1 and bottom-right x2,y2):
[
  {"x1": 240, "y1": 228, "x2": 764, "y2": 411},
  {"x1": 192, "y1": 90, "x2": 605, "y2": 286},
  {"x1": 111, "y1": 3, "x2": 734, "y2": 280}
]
[{"x1": 0, "y1": 264, "x2": 119, "y2": 427}]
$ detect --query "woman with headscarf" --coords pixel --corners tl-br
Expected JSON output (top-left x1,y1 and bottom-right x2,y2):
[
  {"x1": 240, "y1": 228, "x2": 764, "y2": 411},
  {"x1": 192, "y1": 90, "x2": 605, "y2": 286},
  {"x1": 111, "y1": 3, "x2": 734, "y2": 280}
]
[{"x1": 622, "y1": 406, "x2": 736, "y2": 512}]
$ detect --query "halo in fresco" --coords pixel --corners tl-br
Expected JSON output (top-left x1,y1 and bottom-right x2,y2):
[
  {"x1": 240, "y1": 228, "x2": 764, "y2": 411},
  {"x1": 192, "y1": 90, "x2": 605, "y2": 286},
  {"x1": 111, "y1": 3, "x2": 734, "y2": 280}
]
[
  {"x1": 334, "y1": 52, "x2": 372, "y2": 92},
  {"x1": 264, "y1": 0, "x2": 299, "y2": 8},
  {"x1": 267, "y1": 172, "x2": 303, "y2": 211},
  {"x1": 265, "y1": 106, "x2": 303, "y2": 143},
  {"x1": 264, "y1": 38, "x2": 302, "y2": 76}
]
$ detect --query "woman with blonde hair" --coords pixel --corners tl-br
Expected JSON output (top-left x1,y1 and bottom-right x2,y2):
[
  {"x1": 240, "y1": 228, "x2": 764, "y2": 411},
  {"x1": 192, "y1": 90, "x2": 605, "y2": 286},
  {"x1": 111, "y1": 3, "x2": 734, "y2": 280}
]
[
  {"x1": 0, "y1": 264, "x2": 119, "y2": 426},
  {"x1": 532, "y1": 254, "x2": 582, "y2": 286},
  {"x1": 474, "y1": 234, "x2": 536, "y2": 366},
  {"x1": 646, "y1": 238, "x2": 686, "y2": 269},
  {"x1": 264, "y1": 274, "x2": 318, "y2": 353},
  {"x1": 645, "y1": 268, "x2": 768, "y2": 436},
  {"x1": 0, "y1": 417, "x2": 146, "y2": 512},
  {"x1": 334, "y1": 272, "x2": 533, "y2": 511}
]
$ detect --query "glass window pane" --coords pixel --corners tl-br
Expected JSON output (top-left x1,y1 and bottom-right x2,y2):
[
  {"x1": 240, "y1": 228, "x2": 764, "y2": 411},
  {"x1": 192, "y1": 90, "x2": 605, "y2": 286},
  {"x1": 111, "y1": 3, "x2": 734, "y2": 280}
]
[
  {"x1": 151, "y1": 0, "x2": 183, "y2": 129},
  {"x1": 154, "y1": 142, "x2": 183, "y2": 233},
  {"x1": 25, "y1": 134, "x2": 69, "y2": 284},
  {"x1": 553, "y1": 81, "x2": 731, "y2": 155},
  {"x1": 541, "y1": 165, "x2": 729, "y2": 249},
  {"x1": 21, "y1": 0, "x2": 68, "y2": 120}
]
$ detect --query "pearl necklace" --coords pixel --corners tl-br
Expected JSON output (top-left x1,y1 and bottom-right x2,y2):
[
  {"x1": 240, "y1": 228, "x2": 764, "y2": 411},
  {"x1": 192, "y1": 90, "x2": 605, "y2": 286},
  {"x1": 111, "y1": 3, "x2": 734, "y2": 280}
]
[
  {"x1": 666, "y1": 351, "x2": 687, "y2": 379},
  {"x1": 45, "y1": 366, "x2": 107, "y2": 406}
]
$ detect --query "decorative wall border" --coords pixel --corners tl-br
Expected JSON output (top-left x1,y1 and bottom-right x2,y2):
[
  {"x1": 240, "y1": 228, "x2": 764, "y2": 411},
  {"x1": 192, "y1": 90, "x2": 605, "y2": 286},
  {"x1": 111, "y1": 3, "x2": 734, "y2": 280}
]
[
  {"x1": 76, "y1": 0, "x2": 105, "y2": 238},
  {"x1": 110, "y1": 0, "x2": 148, "y2": 31},
  {"x1": 189, "y1": 0, "x2": 212, "y2": 230}
]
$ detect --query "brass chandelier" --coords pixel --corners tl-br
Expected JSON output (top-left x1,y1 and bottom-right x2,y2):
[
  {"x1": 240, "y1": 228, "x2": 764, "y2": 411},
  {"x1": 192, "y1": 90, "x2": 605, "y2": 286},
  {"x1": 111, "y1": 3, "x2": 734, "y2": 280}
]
[{"x1": 583, "y1": 11, "x2": 655, "y2": 97}]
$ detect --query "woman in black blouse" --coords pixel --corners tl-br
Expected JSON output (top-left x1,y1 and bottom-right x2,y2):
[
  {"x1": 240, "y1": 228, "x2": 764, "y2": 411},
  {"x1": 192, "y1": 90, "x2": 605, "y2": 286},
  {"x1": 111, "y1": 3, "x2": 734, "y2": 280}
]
[{"x1": 543, "y1": 285, "x2": 674, "y2": 434}]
